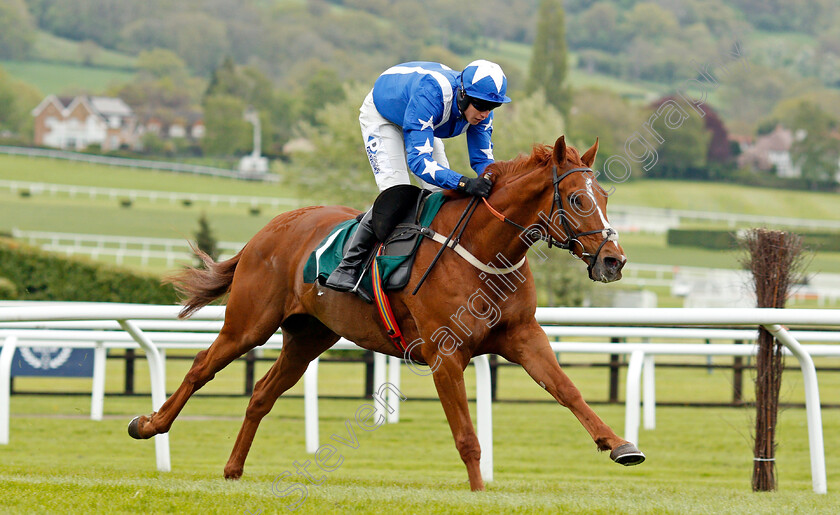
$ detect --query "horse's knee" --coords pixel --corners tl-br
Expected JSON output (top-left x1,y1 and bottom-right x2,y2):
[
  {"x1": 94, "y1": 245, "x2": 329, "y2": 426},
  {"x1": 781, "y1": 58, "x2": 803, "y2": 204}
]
[
  {"x1": 191, "y1": 349, "x2": 208, "y2": 367},
  {"x1": 554, "y1": 385, "x2": 584, "y2": 409},
  {"x1": 184, "y1": 365, "x2": 215, "y2": 389},
  {"x1": 454, "y1": 433, "x2": 481, "y2": 463},
  {"x1": 244, "y1": 393, "x2": 273, "y2": 420}
]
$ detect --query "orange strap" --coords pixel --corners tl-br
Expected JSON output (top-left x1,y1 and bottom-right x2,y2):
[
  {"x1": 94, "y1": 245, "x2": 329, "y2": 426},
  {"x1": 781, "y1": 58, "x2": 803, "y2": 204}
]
[
  {"x1": 482, "y1": 197, "x2": 507, "y2": 223},
  {"x1": 370, "y1": 244, "x2": 408, "y2": 353}
]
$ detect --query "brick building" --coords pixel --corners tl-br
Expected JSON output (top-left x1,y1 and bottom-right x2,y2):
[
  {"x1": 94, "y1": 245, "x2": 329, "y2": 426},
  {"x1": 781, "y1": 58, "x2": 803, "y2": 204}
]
[{"x1": 31, "y1": 95, "x2": 138, "y2": 151}]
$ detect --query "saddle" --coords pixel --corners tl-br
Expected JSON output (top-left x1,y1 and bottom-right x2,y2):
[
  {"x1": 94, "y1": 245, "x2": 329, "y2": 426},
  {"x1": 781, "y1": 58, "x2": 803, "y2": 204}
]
[
  {"x1": 367, "y1": 185, "x2": 433, "y2": 289},
  {"x1": 302, "y1": 186, "x2": 446, "y2": 294}
]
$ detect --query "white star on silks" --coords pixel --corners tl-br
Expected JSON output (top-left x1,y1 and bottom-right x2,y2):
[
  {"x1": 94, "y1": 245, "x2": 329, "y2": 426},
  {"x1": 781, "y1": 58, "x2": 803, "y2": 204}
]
[
  {"x1": 470, "y1": 60, "x2": 505, "y2": 92},
  {"x1": 422, "y1": 158, "x2": 443, "y2": 181},
  {"x1": 483, "y1": 118, "x2": 493, "y2": 131},
  {"x1": 414, "y1": 138, "x2": 434, "y2": 155},
  {"x1": 480, "y1": 146, "x2": 494, "y2": 160},
  {"x1": 418, "y1": 116, "x2": 435, "y2": 131}
]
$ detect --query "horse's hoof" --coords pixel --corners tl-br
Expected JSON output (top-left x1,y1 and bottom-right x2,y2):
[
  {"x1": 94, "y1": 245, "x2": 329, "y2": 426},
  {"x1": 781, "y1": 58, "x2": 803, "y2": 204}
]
[
  {"x1": 610, "y1": 443, "x2": 645, "y2": 466},
  {"x1": 128, "y1": 416, "x2": 144, "y2": 439},
  {"x1": 224, "y1": 467, "x2": 243, "y2": 480}
]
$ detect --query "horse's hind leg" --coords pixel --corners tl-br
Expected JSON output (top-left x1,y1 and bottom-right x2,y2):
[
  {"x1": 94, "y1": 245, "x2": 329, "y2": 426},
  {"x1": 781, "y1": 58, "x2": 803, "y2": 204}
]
[
  {"x1": 128, "y1": 286, "x2": 287, "y2": 440},
  {"x1": 224, "y1": 318, "x2": 338, "y2": 480}
]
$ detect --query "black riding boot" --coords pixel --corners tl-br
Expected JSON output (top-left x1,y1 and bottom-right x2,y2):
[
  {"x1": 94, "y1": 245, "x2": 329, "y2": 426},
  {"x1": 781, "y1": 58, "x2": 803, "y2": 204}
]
[{"x1": 324, "y1": 209, "x2": 376, "y2": 302}]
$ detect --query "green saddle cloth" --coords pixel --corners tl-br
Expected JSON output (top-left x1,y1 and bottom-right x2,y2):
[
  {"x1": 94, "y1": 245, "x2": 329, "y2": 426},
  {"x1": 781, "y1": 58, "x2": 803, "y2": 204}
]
[{"x1": 303, "y1": 192, "x2": 446, "y2": 296}]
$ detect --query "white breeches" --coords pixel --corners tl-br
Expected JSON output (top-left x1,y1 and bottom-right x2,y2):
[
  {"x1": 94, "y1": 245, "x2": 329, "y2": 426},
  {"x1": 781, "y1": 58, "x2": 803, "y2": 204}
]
[{"x1": 359, "y1": 90, "x2": 447, "y2": 192}]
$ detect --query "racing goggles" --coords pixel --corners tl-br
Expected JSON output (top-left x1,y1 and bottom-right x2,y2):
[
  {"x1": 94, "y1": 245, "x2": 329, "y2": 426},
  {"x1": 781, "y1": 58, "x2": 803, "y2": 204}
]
[{"x1": 468, "y1": 97, "x2": 503, "y2": 112}]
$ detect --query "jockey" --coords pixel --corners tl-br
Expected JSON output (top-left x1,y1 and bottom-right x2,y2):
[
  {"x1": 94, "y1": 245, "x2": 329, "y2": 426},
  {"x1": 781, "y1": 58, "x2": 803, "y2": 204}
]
[{"x1": 325, "y1": 59, "x2": 512, "y2": 299}]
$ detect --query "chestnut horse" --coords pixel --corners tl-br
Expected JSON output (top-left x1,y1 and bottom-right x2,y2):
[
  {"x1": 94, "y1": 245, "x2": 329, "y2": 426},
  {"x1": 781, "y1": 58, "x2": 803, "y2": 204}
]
[{"x1": 128, "y1": 135, "x2": 644, "y2": 490}]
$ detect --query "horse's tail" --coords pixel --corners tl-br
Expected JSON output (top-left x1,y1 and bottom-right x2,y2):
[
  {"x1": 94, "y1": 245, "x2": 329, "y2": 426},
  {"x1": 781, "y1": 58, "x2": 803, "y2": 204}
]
[{"x1": 163, "y1": 243, "x2": 243, "y2": 319}]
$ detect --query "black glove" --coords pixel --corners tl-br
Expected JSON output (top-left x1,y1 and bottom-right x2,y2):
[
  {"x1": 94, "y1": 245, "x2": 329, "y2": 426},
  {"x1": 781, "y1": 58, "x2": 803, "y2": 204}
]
[{"x1": 457, "y1": 176, "x2": 492, "y2": 198}]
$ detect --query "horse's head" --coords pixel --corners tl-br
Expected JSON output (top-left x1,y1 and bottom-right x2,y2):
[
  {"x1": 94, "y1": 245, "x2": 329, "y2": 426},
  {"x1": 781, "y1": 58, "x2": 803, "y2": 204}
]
[{"x1": 545, "y1": 136, "x2": 625, "y2": 282}]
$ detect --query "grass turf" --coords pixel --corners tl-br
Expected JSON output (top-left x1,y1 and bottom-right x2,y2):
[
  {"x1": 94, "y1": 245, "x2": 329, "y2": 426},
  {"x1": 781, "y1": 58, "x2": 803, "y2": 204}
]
[
  {"x1": 4, "y1": 352, "x2": 840, "y2": 513},
  {"x1": 1, "y1": 393, "x2": 838, "y2": 514}
]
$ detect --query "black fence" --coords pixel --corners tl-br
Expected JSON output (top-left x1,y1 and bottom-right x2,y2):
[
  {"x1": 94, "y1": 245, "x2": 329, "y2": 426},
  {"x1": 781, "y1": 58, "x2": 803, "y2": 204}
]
[{"x1": 10, "y1": 346, "x2": 840, "y2": 408}]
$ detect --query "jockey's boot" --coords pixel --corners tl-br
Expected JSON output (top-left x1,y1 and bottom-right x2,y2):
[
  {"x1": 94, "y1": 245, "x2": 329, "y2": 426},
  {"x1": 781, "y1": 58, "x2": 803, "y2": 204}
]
[{"x1": 325, "y1": 209, "x2": 376, "y2": 303}]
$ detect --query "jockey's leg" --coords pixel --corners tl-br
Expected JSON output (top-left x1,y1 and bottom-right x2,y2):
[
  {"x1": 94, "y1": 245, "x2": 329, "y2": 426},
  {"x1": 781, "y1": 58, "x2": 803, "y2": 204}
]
[
  {"x1": 324, "y1": 209, "x2": 375, "y2": 302},
  {"x1": 359, "y1": 90, "x2": 412, "y2": 191}
]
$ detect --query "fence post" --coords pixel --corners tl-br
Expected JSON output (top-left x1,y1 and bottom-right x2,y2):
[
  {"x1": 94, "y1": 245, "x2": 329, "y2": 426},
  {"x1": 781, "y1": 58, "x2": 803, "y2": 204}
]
[
  {"x1": 733, "y1": 340, "x2": 744, "y2": 405},
  {"x1": 124, "y1": 349, "x2": 135, "y2": 394},
  {"x1": 364, "y1": 350, "x2": 374, "y2": 398},
  {"x1": 609, "y1": 337, "x2": 621, "y2": 403},
  {"x1": 489, "y1": 354, "x2": 498, "y2": 401},
  {"x1": 244, "y1": 350, "x2": 256, "y2": 395}
]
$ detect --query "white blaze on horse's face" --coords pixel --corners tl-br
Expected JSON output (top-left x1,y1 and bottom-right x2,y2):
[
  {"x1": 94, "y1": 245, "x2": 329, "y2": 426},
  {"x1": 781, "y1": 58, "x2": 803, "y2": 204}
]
[
  {"x1": 570, "y1": 173, "x2": 626, "y2": 283},
  {"x1": 584, "y1": 177, "x2": 621, "y2": 254}
]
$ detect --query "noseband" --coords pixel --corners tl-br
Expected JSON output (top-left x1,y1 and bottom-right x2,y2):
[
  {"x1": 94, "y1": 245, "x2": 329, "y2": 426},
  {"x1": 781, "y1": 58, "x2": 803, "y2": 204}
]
[{"x1": 483, "y1": 166, "x2": 618, "y2": 274}]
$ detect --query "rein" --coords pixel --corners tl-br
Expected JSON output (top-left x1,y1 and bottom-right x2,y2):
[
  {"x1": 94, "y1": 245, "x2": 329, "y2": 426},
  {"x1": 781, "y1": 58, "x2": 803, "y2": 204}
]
[
  {"x1": 482, "y1": 166, "x2": 617, "y2": 275},
  {"x1": 410, "y1": 165, "x2": 617, "y2": 294}
]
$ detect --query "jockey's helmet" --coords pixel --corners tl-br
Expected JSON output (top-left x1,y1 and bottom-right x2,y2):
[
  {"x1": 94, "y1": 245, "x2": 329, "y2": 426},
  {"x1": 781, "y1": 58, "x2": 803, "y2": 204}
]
[{"x1": 457, "y1": 60, "x2": 512, "y2": 113}]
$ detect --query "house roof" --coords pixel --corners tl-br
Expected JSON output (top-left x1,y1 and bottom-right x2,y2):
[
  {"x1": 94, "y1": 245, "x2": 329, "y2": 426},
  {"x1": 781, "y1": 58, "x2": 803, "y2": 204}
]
[
  {"x1": 756, "y1": 125, "x2": 793, "y2": 152},
  {"x1": 31, "y1": 94, "x2": 135, "y2": 119},
  {"x1": 89, "y1": 97, "x2": 133, "y2": 117}
]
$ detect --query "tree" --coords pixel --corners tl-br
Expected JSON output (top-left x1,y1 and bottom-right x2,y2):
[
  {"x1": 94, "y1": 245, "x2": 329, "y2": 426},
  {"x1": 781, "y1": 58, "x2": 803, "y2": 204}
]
[
  {"x1": 137, "y1": 48, "x2": 190, "y2": 81},
  {"x1": 194, "y1": 213, "x2": 220, "y2": 265},
  {"x1": 202, "y1": 95, "x2": 251, "y2": 156},
  {"x1": 789, "y1": 102, "x2": 840, "y2": 189},
  {"x1": 648, "y1": 110, "x2": 711, "y2": 179},
  {"x1": 0, "y1": 0, "x2": 36, "y2": 59},
  {"x1": 282, "y1": 82, "x2": 377, "y2": 209},
  {"x1": 568, "y1": 89, "x2": 647, "y2": 173},
  {"x1": 526, "y1": 0, "x2": 571, "y2": 118},
  {"x1": 0, "y1": 66, "x2": 42, "y2": 141},
  {"x1": 300, "y1": 67, "x2": 347, "y2": 126},
  {"x1": 622, "y1": 2, "x2": 680, "y2": 41},
  {"x1": 444, "y1": 89, "x2": 566, "y2": 175}
]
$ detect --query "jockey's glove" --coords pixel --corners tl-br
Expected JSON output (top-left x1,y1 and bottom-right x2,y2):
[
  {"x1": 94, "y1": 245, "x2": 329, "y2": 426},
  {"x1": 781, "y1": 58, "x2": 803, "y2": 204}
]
[{"x1": 457, "y1": 176, "x2": 492, "y2": 198}]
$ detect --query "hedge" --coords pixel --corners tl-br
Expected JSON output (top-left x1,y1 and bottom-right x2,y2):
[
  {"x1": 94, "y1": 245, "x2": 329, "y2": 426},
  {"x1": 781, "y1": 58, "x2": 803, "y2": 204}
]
[
  {"x1": 0, "y1": 238, "x2": 178, "y2": 303},
  {"x1": 667, "y1": 229, "x2": 840, "y2": 252}
]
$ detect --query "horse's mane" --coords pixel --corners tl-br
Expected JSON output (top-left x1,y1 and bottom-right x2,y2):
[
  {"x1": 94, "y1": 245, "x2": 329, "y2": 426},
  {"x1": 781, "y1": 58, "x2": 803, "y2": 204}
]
[
  {"x1": 490, "y1": 143, "x2": 582, "y2": 182},
  {"x1": 443, "y1": 143, "x2": 581, "y2": 199}
]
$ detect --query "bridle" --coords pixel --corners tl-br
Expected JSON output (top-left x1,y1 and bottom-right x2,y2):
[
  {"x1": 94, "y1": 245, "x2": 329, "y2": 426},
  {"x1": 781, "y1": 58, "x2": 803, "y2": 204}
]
[{"x1": 483, "y1": 165, "x2": 618, "y2": 275}]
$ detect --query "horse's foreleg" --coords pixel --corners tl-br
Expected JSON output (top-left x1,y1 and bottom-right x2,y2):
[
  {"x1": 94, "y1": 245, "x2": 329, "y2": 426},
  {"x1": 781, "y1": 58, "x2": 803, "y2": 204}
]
[
  {"x1": 499, "y1": 320, "x2": 644, "y2": 464},
  {"x1": 431, "y1": 355, "x2": 484, "y2": 491},
  {"x1": 224, "y1": 328, "x2": 337, "y2": 480}
]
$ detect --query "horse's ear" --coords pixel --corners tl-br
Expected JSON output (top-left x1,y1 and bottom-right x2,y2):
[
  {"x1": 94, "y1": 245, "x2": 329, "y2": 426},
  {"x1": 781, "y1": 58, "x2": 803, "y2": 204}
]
[
  {"x1": 553, "y1": 136, "x2": 567, "y2": 166},
  {"x1": 581, "y1": 137, "x2": 599, "y2": 167}
]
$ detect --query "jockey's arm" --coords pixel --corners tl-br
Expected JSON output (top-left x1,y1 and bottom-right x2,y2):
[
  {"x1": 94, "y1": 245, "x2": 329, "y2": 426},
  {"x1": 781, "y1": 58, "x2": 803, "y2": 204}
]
[
  {"x1": 402, "y1": 89, "x2": 463, "y2": 190},
  {"x1": 466, "y1": 114, "x2": 495, "y2": 175}
]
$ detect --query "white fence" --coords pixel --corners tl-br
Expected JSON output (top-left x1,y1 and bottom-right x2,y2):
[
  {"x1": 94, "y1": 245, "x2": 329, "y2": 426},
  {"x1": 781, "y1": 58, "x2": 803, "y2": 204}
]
[
  {"x1": 609, "y1": 205, "x2": 840, "y2": 233},
  {"x1": 0, "y1": 146, "x2": 276, "y2": 181},
  {"x1": 1, "y1": 302, "x2": 838, "y2": 493},
  {"x1": 1, "y1": 179, "x2": 298, "y2": 210},
  {"x1": 11, "y1": 228, "x2": 246, "y2": 267}
]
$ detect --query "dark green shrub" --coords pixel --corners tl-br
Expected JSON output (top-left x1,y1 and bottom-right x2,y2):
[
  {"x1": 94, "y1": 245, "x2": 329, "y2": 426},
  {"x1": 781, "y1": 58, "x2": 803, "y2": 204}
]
[
  {"x1": 0, "y1": 239, "x2": 177, "y2": 303},
  {"x1": 667, "y1": 229, "x2": 840, "y2": 252},
  {"x1": 667, "y1": 229, "x2": 738, "y2": 249},
  {"x1": 0, "y1": 277, "x2": 17, "y2": 299}
]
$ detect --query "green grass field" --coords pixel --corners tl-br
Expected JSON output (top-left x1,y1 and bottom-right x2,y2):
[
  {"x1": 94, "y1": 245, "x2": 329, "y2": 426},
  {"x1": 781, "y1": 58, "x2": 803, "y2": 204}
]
[
  {"x1": 29, "y1": 31, "x2": 137, "y2": 70},
  {"x1": 0, "y1": 60, "x2": 136, "y2": 96},
  {"x1": 4, "y1": 153, "x2": 840, "y2": 283},
  {"x1": 2, "y1": 357, "x2": 839, "y2": 514}
]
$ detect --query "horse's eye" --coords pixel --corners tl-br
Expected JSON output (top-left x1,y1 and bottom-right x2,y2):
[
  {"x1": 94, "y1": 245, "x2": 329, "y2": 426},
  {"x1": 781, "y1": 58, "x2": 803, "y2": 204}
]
[{"x1": 569, "y1": 194, "x2": 583, "y2": 209}]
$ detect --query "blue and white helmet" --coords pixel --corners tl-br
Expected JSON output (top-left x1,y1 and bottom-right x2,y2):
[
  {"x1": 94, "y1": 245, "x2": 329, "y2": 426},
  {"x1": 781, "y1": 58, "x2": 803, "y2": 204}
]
[{"x1": 459, "y1": 60, "x2": 512, "y2": 105}]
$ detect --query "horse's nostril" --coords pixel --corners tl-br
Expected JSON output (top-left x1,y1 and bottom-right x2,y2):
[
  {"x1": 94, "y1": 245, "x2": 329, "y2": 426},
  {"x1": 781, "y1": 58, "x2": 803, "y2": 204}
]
[{"x1": 604, "y1": 257, "x2": 621, "y2": 271}]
